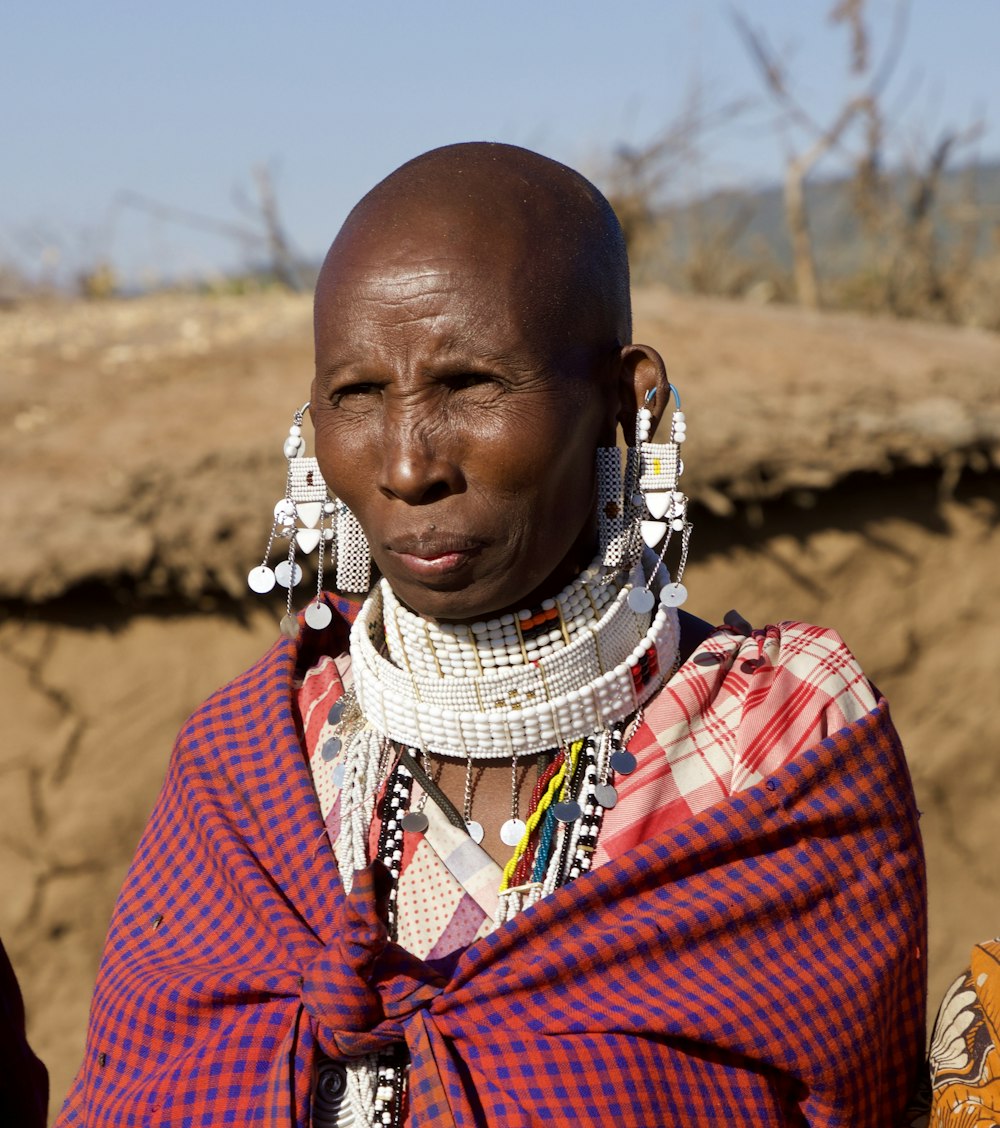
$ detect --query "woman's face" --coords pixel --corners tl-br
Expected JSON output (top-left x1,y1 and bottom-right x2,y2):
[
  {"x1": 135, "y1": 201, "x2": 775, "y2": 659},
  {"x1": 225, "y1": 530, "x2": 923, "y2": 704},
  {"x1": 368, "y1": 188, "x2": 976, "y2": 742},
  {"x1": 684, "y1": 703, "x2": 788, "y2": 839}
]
[{"x1": 311, "y1": 227, "x2": 620, "y2": 622}]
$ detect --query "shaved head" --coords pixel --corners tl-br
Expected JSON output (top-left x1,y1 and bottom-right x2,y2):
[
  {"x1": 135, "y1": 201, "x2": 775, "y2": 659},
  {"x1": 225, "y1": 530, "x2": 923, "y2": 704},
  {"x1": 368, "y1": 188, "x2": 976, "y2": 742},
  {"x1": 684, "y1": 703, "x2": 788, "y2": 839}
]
[{"x1": 317, "y1": 142, "x2": 632, "y2": 351}]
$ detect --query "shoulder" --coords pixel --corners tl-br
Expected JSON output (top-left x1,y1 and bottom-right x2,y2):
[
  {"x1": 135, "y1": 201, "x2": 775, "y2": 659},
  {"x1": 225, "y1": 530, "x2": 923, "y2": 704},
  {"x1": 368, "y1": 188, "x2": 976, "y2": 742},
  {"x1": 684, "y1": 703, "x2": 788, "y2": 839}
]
[
  {"x1": 757, "y1": 619, "x2": 879, "y2": 718},
  {"x1": 738, "y1": 618, "x2": 879, "y2": 723},
  {"x1": 676, "y1": 614, "x2": 877, "y2": 713},
  {"x1": 647, "y1": 616, "x2": 883, "y2": 782},
  {"x1": 172, "y1": 596, "x2": 354, "y2": 764}
]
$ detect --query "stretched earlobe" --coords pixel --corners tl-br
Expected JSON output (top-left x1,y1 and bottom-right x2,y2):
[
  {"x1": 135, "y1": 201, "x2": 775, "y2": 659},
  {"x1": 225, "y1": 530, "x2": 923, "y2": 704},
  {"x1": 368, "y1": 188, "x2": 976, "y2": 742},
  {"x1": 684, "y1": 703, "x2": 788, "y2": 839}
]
[{"x1": 617, "y1": 344, "x2": 670, "y2": 444}]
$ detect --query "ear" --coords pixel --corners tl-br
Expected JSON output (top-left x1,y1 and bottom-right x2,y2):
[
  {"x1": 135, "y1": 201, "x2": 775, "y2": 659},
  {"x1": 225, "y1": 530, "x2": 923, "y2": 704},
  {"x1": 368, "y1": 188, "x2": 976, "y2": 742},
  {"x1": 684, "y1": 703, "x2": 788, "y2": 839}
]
[{"x1": 616, "y1": 343, "x2": 671, "y2": 445}]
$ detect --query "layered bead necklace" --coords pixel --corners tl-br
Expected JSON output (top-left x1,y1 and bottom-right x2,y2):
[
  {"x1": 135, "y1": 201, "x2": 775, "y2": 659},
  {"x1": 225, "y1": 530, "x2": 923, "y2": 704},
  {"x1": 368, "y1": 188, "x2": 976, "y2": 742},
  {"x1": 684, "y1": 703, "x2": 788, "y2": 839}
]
[
  {"x1": 332, "y1": 553, "x2": 680, "y2": 1128},
  {"x1": 352, "y1": 557, "x2": 679, "y2": 764}
]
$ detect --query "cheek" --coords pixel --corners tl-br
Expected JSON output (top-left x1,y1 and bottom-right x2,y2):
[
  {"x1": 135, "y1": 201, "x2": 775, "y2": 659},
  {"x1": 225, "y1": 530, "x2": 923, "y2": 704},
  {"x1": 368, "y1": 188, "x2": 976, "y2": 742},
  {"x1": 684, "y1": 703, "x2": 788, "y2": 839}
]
[
  {"x1": 476, "y1": 415, "x2": 599, "y2": 546},
  {"x1": 312, "y1": 412, "x2": 378, "y2": 508}
]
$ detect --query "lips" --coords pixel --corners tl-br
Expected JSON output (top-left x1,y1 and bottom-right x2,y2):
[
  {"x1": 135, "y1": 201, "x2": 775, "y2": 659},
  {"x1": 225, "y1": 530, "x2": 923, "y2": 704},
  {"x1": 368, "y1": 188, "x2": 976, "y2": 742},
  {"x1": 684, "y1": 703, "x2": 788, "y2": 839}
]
[{"x1": 385, "y1": 533, "x2": 484, "y2": 580}]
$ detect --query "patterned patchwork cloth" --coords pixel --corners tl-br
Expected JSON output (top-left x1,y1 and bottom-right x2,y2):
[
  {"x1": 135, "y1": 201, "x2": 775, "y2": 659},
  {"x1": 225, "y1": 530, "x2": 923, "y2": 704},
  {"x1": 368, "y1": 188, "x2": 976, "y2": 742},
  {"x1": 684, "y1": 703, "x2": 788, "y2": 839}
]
[
  {"x1": 56, "y1": 601, "x2": 927, "y2": 1127},
  {"x1": 300, "y1": 654, "x2": 499, "y2": 967}
]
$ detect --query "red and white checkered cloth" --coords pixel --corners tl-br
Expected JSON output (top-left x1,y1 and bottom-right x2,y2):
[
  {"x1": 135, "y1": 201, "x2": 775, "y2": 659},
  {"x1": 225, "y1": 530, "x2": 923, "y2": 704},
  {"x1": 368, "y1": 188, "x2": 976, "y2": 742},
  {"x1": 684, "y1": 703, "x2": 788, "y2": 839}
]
[{"x1": 597, "y1": 619, "x2": 879, "y2": 863}]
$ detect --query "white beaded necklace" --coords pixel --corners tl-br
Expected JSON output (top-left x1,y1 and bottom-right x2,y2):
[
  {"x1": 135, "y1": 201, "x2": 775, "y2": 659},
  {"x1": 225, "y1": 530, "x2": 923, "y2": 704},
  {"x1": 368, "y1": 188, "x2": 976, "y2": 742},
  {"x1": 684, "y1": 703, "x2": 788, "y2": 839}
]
[{"x1": 351, "y1": 555, "x2": 680, "y2": 760}]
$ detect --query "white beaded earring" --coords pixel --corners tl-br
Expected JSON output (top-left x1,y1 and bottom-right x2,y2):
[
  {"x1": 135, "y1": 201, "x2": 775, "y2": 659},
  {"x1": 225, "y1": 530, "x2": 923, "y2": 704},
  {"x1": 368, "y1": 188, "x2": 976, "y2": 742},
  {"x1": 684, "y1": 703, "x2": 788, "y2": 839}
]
[
  {"x1": 627, "y1": 384, "x2": 692, "y2": 609},
  {"x1": 247, "y1": 402, "x2": 372, "y2": 636}
]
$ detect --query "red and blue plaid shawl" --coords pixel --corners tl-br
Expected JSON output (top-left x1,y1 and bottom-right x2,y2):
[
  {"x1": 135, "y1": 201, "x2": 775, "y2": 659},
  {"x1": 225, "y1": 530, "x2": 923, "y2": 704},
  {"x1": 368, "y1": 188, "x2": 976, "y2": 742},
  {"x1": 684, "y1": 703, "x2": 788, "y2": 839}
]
[{"x1": 57, "y1": 608, "x2": 926, "y2": 1127}]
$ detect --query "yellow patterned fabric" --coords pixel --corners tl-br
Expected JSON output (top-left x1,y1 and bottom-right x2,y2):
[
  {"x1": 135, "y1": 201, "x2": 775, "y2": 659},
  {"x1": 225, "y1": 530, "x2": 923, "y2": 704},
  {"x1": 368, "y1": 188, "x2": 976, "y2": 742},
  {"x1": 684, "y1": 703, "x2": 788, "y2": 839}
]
[{"x1": 927, "y1": 940, "x2": 1000, "y2": 1126}]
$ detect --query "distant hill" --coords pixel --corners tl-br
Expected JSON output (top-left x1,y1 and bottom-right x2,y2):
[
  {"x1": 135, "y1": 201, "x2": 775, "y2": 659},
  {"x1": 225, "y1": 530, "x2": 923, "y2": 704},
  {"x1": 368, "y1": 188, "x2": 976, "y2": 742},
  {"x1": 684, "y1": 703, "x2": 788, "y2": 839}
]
[{"x1": 637, "y1": 160, "x2": 1000, "y2": 288}]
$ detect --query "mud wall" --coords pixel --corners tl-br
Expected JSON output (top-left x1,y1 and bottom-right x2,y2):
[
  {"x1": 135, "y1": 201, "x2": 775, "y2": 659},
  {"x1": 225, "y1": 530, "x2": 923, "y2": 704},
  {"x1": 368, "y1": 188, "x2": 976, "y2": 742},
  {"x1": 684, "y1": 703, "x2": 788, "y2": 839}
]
[
  {"x1": 3, "y1": 467, "x2": 998, "y2": 1115},
  {"x1": 4, "y1": 289, "x2": 1000, "y2": 1118}
]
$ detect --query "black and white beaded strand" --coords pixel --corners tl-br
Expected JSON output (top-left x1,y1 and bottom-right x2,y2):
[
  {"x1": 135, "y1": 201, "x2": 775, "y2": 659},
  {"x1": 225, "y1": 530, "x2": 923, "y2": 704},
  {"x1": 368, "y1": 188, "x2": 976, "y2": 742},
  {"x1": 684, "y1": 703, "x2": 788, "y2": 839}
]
[
  {"x1": 373, "y1": 759, "x2": 415, "y2": 1128},
  {"x1": 565, "y1": 737, "x2": 601, "y2": 882},
  {"x1": 561, "y1": 712, "x2": 644, "y2": 881},
  {"x1": 379, "y1": 759, "x2": 418, "y2": 937}
]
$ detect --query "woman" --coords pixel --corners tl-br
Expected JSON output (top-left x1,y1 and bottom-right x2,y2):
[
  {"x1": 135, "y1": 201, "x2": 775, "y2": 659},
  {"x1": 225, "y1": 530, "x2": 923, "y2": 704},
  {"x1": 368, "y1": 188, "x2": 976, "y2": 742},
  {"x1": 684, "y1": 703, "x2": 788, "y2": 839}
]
[{"x1": 58, "y1": 143, "x2": 926, "y2": 1127}]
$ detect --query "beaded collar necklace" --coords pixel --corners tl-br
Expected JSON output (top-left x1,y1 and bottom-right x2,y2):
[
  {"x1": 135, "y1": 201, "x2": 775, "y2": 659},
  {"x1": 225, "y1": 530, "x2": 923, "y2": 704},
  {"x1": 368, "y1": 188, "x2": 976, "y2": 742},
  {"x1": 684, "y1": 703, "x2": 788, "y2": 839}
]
[{"x1": 351, "y1": 555, "x2": 680, "y2": 760}]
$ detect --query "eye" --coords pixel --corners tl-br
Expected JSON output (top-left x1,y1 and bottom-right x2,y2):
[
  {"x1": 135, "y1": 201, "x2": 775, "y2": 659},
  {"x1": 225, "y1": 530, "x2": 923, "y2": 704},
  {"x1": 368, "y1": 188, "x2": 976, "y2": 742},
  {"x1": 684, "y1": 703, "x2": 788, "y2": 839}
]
[
  {"x1": 446, "y1": 371, "x2": 502, "y2": 393},
  {"x1": 328, "y1": 380, "x2": 381, "y2": 409}
]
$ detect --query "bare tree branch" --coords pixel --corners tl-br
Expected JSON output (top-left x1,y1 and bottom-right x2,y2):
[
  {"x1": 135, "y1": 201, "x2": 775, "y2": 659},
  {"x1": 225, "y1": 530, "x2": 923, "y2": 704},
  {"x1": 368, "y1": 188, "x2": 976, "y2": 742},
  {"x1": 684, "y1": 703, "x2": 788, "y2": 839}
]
[
  {"x1": 731, "y1": 0, "x2": 911, "y2": 309},
  {"x1": 116, "y1": 192, "x2": 267, "y2": 247},
  {"x1": 118, "y1": 165, "x2": 307, "y2": 291},
  {"x1": 250, "y1": 165, "x2": 306, "y2": 292},
  {"x1": 829, "y1": 0, "x2": 868, "y2": 75}
]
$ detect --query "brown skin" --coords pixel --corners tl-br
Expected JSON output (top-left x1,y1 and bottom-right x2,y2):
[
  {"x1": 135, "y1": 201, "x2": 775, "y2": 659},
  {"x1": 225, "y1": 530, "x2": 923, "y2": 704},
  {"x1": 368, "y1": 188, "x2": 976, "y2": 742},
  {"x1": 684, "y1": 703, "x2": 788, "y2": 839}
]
[{"x1": 311, "y1": 145, "x2": 672, "y2": 861}]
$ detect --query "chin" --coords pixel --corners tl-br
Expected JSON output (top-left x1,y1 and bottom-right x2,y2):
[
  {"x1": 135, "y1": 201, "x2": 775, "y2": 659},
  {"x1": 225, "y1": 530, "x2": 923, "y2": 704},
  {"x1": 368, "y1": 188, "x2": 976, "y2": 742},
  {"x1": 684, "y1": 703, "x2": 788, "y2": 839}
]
[
  {"x1": 388, "y1": 579, "x2": 504, "y2": 623},
  {"x1": 381, "y1": 565, "x2": 531, "y2": 624}
]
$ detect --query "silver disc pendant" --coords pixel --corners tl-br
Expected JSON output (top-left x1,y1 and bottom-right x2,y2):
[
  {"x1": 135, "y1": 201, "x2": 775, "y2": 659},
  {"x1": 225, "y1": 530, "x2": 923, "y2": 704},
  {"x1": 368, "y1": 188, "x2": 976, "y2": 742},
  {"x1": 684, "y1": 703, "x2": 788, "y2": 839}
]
[
  {"x1": 553, "y1": 801, "x2": 582, "y2": 824},
  {"x1": 401, "y1": 811, "x2": 429, "y2": 833},
  {"x1": 304, "y1": 601, "x2": 333, "y2": 630},
  {"x1": 627, "y1": 587, "x2": 656, "y2": 614},
  {"x1": 661, "y1": 582, "x2": 688, "y2": 607},
  {"x1": 610, "y1": 749, "x2": 637, "y2": 776},
  {"x1": 275, "y1": 560, "x2": 303, "y2": 588},
  {"x1": 499, "y1": 818, "x2": 526, "y2": 846},
  {"x1": 594, "y1": 784, "x2": 619, "y2": 809},
  {"x1": 465, "y1": 820, "x2": 485, "y2": 844},
  {"x1": 279, "y1": 614, "x2": 300, "y2": 640},
  {"x1": 247, "y1": 565, "x2": 276, "y2": 594},
  {"x1": 321, "y1": 736, "x2": 342, "y2": 762}
]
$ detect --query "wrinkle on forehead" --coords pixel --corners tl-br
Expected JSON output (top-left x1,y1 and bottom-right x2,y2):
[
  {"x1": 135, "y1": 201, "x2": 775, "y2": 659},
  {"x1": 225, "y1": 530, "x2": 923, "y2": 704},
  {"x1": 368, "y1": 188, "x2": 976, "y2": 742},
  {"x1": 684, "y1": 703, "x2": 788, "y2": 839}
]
[{"x1": 359, "y1": 265, "x2": 468, "y2": 306}]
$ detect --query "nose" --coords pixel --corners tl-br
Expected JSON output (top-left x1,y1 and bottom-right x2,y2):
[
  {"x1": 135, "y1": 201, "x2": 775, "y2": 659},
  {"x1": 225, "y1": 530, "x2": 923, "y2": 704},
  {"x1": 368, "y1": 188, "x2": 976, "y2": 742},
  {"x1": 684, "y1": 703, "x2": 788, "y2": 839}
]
[{"x1": 377, "y1": 408, "x2": 463, "y2": 506}]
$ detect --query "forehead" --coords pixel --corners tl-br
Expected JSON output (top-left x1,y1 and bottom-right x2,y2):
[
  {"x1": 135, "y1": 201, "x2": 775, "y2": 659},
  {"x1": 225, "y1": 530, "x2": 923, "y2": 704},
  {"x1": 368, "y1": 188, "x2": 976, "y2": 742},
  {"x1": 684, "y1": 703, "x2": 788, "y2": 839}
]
[{"x1": 314, "y1": 218, "x2": 564, "y2": 362}]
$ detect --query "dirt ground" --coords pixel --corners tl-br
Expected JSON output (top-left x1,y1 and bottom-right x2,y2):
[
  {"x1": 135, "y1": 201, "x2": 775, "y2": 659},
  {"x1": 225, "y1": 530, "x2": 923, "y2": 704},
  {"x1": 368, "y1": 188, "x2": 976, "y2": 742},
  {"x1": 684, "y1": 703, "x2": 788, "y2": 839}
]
[{"x1": 1, "y1": 289, "x2": 998, "y2": 1117}]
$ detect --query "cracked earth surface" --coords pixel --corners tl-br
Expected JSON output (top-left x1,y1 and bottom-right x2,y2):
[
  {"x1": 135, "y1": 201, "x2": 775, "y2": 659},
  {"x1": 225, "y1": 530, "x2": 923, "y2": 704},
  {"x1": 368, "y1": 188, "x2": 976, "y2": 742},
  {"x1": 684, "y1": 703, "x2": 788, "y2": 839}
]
[{"x1": 2, "y1": 290, "x2": 999, "y2": 1116}]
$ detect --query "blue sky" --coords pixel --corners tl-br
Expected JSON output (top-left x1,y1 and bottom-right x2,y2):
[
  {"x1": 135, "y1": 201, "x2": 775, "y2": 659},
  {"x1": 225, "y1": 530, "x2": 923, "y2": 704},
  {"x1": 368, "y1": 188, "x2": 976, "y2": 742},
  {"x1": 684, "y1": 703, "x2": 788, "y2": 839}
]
[{"x1": 3, "y1": 1, "x2": 997, "y2": 285}]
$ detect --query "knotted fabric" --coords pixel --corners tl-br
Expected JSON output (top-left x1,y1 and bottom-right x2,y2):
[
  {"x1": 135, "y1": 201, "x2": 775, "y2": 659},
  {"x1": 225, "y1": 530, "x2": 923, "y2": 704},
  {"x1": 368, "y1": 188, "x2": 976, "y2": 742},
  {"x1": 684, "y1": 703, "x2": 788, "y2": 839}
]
[
  {"x1": 56, "y1": 606, "x2": 927, "y2": 1127},
  {"x1": 301, "y1": 861, "x2": 445, "y2": 1060}
]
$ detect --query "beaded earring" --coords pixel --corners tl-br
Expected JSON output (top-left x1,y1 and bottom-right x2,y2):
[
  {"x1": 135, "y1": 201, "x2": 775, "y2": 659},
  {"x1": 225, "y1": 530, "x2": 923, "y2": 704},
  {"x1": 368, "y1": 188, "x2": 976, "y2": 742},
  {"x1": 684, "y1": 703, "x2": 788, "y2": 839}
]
[
  {"x1": 596, "y1": 446, "x2": 628, "y2": 569},
  {"x1": 247, "y1": 403, "x2": 372, "y2": 636},
  {"x1": 625, "y1": 384, "x2": 692, "y2": 611},
  {"x1": 334, "y1": 503, "x2": 372, "y2": 595}
]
